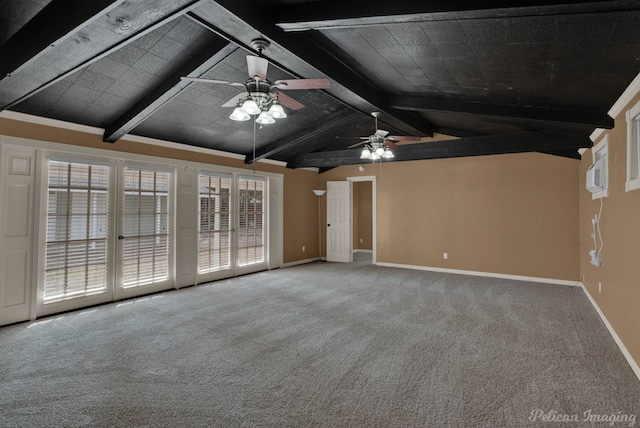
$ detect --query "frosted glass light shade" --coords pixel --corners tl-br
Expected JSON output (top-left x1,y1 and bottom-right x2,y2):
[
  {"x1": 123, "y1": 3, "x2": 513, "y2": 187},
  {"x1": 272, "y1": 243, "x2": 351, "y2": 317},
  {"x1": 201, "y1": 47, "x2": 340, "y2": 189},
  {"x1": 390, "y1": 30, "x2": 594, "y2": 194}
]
[
  {"x1": 312, "y1": 190, "x2": 326, "y2": 196},
  {"x1": 268, "y1": 102, "x2": 287, "y2": 119},
  {"x1": 360, "y1": 148, "x2": 371, "y2": 159},
  {"x1": 242, "y1": 98, "x2": 260, "y2": 115},
  {"x1": 256, "y1": 111, "x2": 275, "y2": 124},
  {"x1": 229, "y1": 106, "x2": 250, "y2": 121}
]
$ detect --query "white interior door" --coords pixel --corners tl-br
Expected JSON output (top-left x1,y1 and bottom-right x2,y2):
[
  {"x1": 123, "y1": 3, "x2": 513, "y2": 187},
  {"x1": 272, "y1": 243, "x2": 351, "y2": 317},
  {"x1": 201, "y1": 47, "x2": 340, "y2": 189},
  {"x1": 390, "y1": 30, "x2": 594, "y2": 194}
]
[{"x1": 326, "y1": 181, "x2": 351, "y2": 262}]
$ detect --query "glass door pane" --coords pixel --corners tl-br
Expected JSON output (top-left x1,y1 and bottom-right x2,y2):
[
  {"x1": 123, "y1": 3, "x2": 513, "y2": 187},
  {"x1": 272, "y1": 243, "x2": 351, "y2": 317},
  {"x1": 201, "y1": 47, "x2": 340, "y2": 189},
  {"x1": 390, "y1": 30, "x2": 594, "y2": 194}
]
[
  {"x1": 198, "y1": 174, "x2": 232, "y2": 274},
  {"x1": 44, "y1": 161, "x2": 110, "y2": 301},
  {"x1": 237, "y1": 177, "x2": 265, "y2": 267},
  {"x1": 121, "y1": 167, "x2": 170, "y2": 288}
]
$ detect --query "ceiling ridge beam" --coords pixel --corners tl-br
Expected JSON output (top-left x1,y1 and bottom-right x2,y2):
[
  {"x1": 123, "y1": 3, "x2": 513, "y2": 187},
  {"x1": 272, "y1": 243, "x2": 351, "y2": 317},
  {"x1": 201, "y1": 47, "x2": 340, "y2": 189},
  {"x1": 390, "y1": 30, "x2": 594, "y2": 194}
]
[
  {"x1": 104, "y1": 40, "x2": 237, "y2": 143},
  {"x1": 288, "y1": 131, "x2": 591, "y2": 168},
  {"x1": 390, "y1": 95, "x2": 614, "y2": 129},
  {"x1": 244, "y1": 108, "x2": 359, "y2": 164},
  {"x1": 0, "y1": 0, "x2": 124, "y2": 78},
  {"x1": 0, "y1": 0, "x2": 208, "y2": 111},
  {"x1": 275, "y1": 1, "x2": 640, "y2": 31}
]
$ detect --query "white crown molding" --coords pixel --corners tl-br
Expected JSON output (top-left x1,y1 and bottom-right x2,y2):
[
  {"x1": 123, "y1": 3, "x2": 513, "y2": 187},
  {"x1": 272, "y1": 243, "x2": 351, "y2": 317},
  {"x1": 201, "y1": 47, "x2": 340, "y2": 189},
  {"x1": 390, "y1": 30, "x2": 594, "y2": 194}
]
[
  {"x1": 589, "y1": 127, "x2": 606, "y2": 143},
  {"x1": 608, "y1": 71, "x2": 640, "y2": 119},
  {"x1": 0, "y1": 110, "x2": 290, "y2": 167},
  {"x1": 0, "y1": 110, "x2": 103, "y2": 135}
]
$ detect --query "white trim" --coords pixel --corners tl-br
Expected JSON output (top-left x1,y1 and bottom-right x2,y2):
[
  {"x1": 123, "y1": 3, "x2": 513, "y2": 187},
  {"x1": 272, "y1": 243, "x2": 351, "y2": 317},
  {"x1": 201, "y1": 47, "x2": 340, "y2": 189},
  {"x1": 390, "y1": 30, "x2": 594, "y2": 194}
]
[
  {"x1": 0, "y1": 110, "x2": 288, "y2": 167},
  {"x1": 347, "y1": 175, "x2": 376, "y2": 264},
  {"x1": 625, "y1": 99, "x2": 640, "y2": 192},
  {"x1": 352, "y1": 249, "x2": 373, "y2": 253},
  {"x1": 590, "y1": 136, "x2": 609, "y2": 199},
  {"x1": 579, "y1": 282, "x2": 640, "y2": 382},
  {"x1": 609, "y1": 71, "x2": 640, "y2": 118},
  {"x1": 589, "y1": 128, "x2": 605, "y2": 143},
  {"x1": 375, "y1": 262, "x2": 580, "y2": 286},
  {"x1": 282, "y1": 258, "x2": 318, "y2": 268}
]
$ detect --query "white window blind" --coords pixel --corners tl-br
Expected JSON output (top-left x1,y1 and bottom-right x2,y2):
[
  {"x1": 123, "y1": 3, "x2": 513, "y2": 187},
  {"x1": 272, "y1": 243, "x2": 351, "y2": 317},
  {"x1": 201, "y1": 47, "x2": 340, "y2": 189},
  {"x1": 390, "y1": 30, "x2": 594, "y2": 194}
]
[
  {"x1": 198, "y1": 174, "x2": 232, "y2": 273},
  {"x1": 238, "y1": 177, "x2": 265, "y2": 266},
  {"x1": 44, "y1": 160, "x2": 110, "y2": 301},
  {"x1": 122, "y1": 167, "x2": 170, "y2": 287}
]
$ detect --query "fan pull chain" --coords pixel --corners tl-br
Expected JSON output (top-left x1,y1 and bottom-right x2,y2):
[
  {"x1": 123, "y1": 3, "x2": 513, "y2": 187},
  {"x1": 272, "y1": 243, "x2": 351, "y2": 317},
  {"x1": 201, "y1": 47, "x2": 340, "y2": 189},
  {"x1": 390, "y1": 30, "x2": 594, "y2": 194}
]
[{"x1": 252, "y1": 117, "x2": 256, "y2": 174}]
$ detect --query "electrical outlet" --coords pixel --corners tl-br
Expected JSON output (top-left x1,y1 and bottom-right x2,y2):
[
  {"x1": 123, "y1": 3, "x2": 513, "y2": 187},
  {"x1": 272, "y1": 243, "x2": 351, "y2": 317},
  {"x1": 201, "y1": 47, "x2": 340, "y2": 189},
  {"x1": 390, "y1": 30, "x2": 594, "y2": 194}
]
[
  {"x1": 598, "y1": 281, "x2": 602, "y2": 293},
  {"x1": 359, "y1": 238, "x2": 363, "y2": 244},
  {"x1": 302, "y1": 246, "x2": 306, "y2": 253},
  {"x1": 443, "y1": 252, "x2": 448, "y2": 259}
]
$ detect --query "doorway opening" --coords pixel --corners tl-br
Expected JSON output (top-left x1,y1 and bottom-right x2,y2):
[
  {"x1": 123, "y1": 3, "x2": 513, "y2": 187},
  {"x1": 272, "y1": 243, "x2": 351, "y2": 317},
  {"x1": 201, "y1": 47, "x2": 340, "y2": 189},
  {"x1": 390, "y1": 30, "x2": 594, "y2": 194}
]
[{"x1": 349, "y1": 176, "x2": 375, "y2": 264}]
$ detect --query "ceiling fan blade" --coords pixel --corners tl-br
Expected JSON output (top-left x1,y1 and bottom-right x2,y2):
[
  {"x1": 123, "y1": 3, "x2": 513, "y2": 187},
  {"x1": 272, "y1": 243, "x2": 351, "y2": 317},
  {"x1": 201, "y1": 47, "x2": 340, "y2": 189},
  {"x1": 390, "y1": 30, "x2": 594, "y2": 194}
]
[
  {"x1": 221, "y1": 92, "x2": 248, "y2": 108},
  {"x1": 181, "y1": 77, "x2": 245, "y2": 88},
  {"x1": 383, "y1": 140, "x2": 397, "y2": 149},
  {"x1": 388, "y1": 135, "x2": 423, "y2": 142},
  {"x1": 272, "y1": 78, "x2": 331, "y2": 90},
  {"x1": 374, "y1": 129, "x2": 390, "y2": 138},
  {"x1": 272, "y1": 90, "x2": 304, "y2": 110},
  {"x1": 348, "y1": 139, "x2": 371, "y2": 149},
  {"x1": 247, "y1": 56, "x2": 269, "y2": 80}
]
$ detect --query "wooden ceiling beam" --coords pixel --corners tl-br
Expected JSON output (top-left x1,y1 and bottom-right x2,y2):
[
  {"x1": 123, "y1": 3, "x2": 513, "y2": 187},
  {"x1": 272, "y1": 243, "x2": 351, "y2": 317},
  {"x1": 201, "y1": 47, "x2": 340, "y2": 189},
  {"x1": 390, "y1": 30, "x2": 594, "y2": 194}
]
[
  {"x1": 275, "y1": 0, "x2": 640, "y2": 31},
  {"x1": 0, "y1": 0, "x2": 206, "y2": 111},
  {"x1": 104, "y1": 41, "x2": 237, "y2": 143},
  {"x1": 287, "y1": 131, "x2": 590, "y2": 168},
  {"x1": 0, "y1": 0, "x2": 123, "y2": 78},
  {"x1": 244, "y1": 108, "x2": 360, "y2": 164},
  {"x1": 390, "y1": 95, "x2": 614, "y2": 129}
]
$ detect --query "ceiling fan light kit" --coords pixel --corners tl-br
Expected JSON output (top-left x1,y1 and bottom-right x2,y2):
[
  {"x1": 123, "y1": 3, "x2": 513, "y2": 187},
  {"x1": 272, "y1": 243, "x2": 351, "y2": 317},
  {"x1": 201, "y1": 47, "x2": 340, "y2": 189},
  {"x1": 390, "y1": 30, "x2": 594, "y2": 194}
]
[{"x1": 183, "y1": 38, "x2": 330, "y2": 126}]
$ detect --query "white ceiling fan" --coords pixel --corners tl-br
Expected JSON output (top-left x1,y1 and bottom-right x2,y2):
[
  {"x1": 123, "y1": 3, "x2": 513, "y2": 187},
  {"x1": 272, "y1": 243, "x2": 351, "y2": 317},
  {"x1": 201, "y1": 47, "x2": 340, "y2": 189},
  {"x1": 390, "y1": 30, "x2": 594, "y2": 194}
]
[
  {"x1": 348, "y1": 112, "x2": 423, "y2": 160},
  {"x1": 181, "y1": 39, "x2": 330, "y2": 124}
]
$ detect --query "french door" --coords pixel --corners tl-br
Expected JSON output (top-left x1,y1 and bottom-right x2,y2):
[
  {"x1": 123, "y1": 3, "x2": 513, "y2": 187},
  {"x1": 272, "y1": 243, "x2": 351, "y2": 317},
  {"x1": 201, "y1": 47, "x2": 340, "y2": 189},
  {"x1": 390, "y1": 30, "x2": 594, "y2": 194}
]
[
  {"x1": 115, "y1": 164, "x2": 173, "y2": 299},
  {"x1": 39, "y1": 158, "x2": 275, "y2": 317},
  {"x1": 197, "y1": 173, "x2": 267, "y2": 282}
]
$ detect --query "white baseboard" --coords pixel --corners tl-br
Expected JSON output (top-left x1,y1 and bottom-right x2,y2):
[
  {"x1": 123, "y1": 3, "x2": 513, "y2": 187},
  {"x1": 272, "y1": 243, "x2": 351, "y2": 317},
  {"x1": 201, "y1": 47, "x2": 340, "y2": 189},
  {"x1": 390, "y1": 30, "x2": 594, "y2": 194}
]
[
  {"x1": 352, "y1": 249, "x2": 373, "y2": 254},
  {"x1": 375, "y1": 262, "x2": 580, "y2": 286},
  {"x1": 578, "y1": 282, "x2": 640, "y2": 382},
  {"x1": 282, "y1": 258, "x2": 319, "y2": 268}
]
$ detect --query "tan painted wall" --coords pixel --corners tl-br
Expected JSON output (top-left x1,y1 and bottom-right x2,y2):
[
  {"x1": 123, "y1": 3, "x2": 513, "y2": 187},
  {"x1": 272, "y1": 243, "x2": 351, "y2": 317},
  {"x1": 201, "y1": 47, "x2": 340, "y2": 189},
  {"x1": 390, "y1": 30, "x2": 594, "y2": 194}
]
[
  {"x1": 580, "y1": 90, "x2": 640, "y2": 365},
  {"x1": 0, "y1": 117, "x2": 321, "y2": 264},
  {"x1": 353, "y1": 181, "x2": 372, "y2": 251},
  {"x1": 323, "y1": 153, "x2": 580, "y2": 280}
]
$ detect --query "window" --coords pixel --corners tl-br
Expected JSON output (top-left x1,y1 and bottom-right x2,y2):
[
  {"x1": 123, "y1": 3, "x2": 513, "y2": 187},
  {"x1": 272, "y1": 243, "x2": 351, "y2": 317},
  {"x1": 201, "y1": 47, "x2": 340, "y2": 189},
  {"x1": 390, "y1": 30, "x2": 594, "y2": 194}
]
[
  {"x1": 237, "y1": 177, "x2": 265, "y2": 266},
  {"x1": 591, "y1": 136, "x2": 608, "y2": 199},
  {"x1": 626, "y1": 99, "x2": 640, "y2": 192},
  {"x1": 122, "y1": 167, "x2": 170, "y2": 287},
  {"x1": 44, "y1": 160, "x2": 110, "y2": 301},
  {"x1": 198, "y1": 174, "x2": 231, "y2": 273}
]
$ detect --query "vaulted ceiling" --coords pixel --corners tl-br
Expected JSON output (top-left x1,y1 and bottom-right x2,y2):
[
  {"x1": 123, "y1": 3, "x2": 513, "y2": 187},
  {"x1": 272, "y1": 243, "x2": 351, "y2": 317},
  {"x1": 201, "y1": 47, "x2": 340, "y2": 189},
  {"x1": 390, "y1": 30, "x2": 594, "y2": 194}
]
[{"x1": 1, "y1": 1, "x2": 639, "y2": 171}]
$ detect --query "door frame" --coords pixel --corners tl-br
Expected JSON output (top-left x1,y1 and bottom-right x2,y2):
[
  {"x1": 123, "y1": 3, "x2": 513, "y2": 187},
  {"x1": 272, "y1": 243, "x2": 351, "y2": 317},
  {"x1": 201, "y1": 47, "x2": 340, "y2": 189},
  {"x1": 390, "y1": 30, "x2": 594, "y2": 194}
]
[{"x1": 347, "y1": 175, "x2": 376, "y2": 264}]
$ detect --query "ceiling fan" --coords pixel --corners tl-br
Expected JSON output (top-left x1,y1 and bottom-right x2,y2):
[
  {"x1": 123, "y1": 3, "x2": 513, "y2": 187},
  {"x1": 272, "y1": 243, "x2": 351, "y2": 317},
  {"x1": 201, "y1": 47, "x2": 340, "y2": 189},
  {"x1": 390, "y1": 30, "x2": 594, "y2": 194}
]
[
  {"x1": 181, "y1": 39, "x2": 330, "y2": 124},
  {"x1": 348, "y1": 112, "x2": 423, "y2": 160}
]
